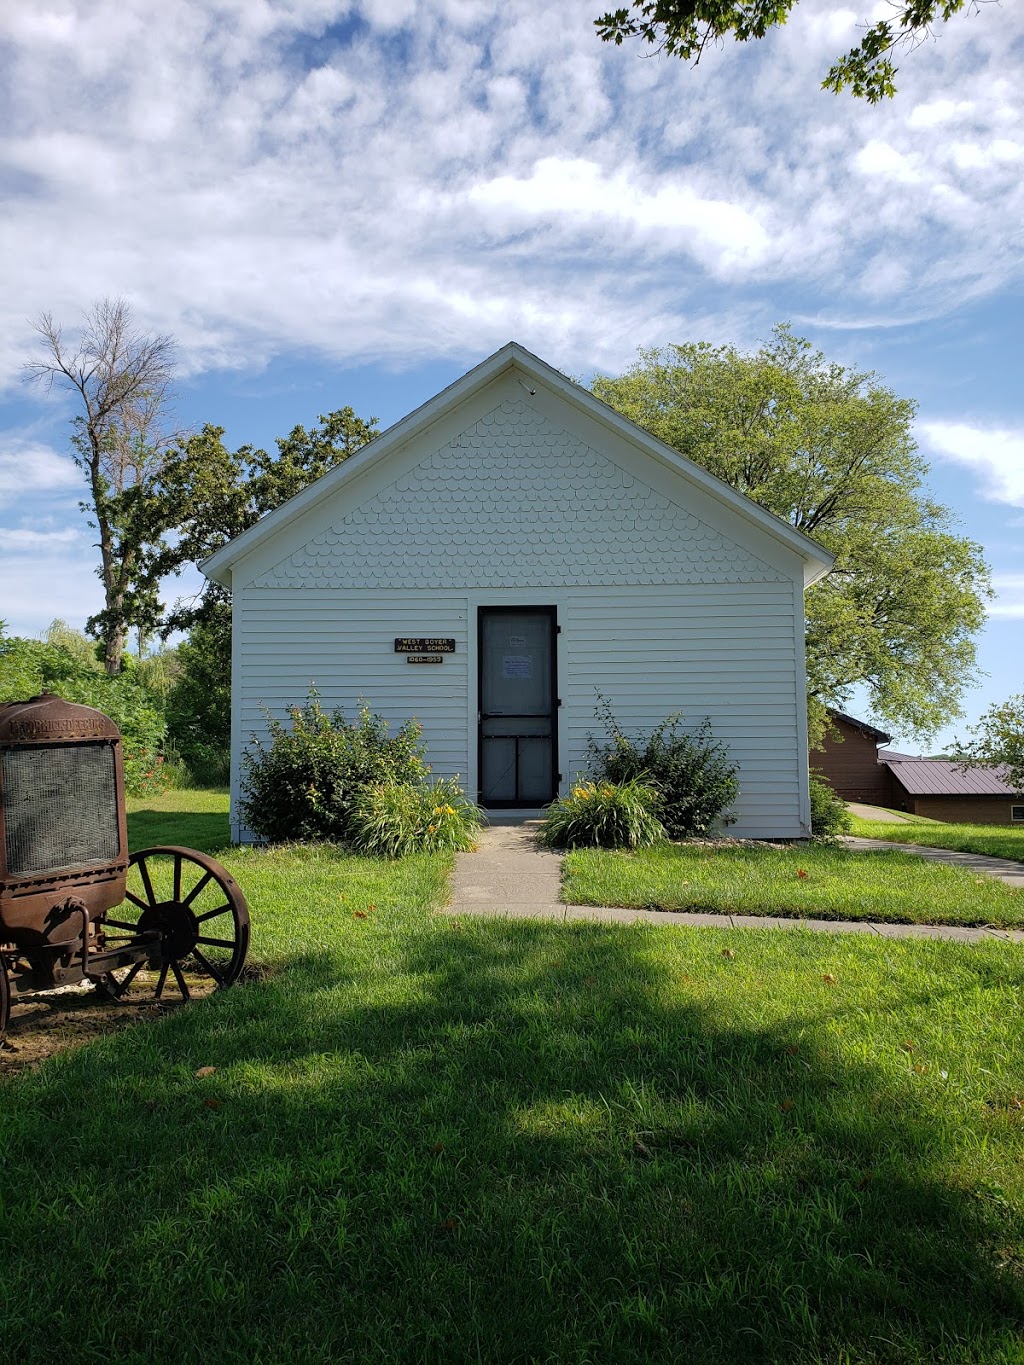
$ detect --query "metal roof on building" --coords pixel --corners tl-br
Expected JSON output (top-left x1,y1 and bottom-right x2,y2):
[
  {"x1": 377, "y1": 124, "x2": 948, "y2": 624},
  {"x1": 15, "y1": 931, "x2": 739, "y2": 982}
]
[{"x1": 883, "y1": 759, "x2": 1023, "y2": 798}]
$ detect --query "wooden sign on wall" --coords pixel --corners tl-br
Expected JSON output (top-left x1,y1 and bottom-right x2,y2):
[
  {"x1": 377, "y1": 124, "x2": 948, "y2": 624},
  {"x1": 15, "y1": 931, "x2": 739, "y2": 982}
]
[{"x1": 394, "y1": 638, "x2": 455, "y2": 653}]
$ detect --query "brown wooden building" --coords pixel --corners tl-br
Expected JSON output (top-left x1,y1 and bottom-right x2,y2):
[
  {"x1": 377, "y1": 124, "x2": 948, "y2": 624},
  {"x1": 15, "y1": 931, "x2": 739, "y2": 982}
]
[
  {"x1": 811, "y1": 711, "x2": 893, "y2": 804},
  {"x1": 814, "y1": 709, "x2": 1024, "y2": 824},
  {"x1": 884, "y1": 759, "x2": 1024, "y2": 825}
]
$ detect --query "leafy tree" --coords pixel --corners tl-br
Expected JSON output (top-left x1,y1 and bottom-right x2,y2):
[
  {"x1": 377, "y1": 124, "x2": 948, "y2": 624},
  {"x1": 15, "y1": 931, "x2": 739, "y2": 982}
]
[
  {"x1": 591, "y1": 326, "x2": 991, "y2": 742},
  {"x1": 165, "y1": 617, "x2": 232, "y2": 785},
  {"x1": 595, "y1": 1, "x2": 985, "y2": 101},
  {"x1": 950, "y1": 695, "x2": 1024, "y2": 793},
  {"x1": 23, "y1": 299, "x2": 178, "y2": 674},
  {"x1": 0, "y1": 621, "x2": 167, "y2": 795},
  {"x1": 42, "y1": 618, "x2": 104, "y2": 671}
]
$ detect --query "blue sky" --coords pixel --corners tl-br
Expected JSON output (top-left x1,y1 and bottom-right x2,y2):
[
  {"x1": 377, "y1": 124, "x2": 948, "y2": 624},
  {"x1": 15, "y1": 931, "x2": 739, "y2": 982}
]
[{"x1": 0, "y1": 0, "x2": 1021, "y2": 752}]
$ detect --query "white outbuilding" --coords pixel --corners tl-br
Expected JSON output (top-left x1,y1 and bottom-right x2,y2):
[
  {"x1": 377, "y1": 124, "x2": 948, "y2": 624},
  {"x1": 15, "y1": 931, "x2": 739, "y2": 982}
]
[{"x1": 201, "y1": 343, "x2": 833, "y2": 842}]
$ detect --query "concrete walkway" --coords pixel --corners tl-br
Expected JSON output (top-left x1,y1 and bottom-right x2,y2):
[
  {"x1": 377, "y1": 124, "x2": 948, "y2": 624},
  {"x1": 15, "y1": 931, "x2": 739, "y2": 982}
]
[
  {"x1": 842, "y1": 836, "x2": 1024, "y2": 891},
  {"x1": 446, "y1": 822, "x2": 1024, "y2": 943},
  {"x1": 846, "y1": 802, "x2": 912, "y2": 823}
]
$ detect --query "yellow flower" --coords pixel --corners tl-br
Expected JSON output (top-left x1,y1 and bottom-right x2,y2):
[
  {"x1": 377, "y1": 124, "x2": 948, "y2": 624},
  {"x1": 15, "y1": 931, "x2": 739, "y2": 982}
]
[
  {"x1": 428, "y1": 824, "x2": 436, "y2": 834},
  {"x1": 445, "y1": 805, "x2": 456, "y2": 815},
  {"x1": 434, "y1": 806, "x2": 443, "y2": 815}
]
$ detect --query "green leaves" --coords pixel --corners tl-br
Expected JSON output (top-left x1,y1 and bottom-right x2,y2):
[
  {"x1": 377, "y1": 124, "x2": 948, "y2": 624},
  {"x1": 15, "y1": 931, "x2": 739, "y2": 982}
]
[
  {"x1": 239, "y1": 690, "x2": 430, "y2": 845},
  {"x1": 538, "y1": 778, "x2": 666, "y2": 849},
  {"x1": 588, "y1": 696, "x2": 740, "y2": 838},
  {"x1": 595, "y1": 1, "x2": 797, "y2": 59},
  {"x1": 0, "y1": 622, "x2": 167, "y2": 796},
  {"x1": 592, "y1": 325, "x2": 992, "y2": 741},
  {"x1": 950, "y1": 695, "x2": 1024, "y2": 794},
  {"x1": 348, "y1": 778, "x2": 485, "y2": 857},
  {"x1": 595, "y1": 0, "x2": 975, "y2": 101},
  {"x1": 808, "y1": 775, "x2": 852, "y2": 840}
]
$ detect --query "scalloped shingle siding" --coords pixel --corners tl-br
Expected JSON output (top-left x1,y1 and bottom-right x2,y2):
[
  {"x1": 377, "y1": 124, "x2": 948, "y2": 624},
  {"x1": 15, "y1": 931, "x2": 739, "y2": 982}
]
[{"x1": 255, "y1": 399, "x2": 785, "y2": 589}]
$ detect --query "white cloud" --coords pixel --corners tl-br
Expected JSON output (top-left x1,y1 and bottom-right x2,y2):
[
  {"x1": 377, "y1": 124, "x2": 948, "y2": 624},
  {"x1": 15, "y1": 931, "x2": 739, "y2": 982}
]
[
  {"x1": 989, "y1": 574, "x2": 1024, "y2": 619},
  {"x1": 919, "y1": 420, "x2": 1024, "y2": 508},
  {"x1": 907, "y1": 98, "x2": 976, "y2": 129},
  {"x1": 0, "y1": 440, "x2": 80, "y2": 495},
  {"x1": 467, "y1": 157, "x2": 772, "y2": 276},
  {"x1": 0, "y1": 526, "x2": 82, "y2": 551},
  {"x1": 853, "y1": 140, "x2": 922, "y2": 184},
  {"x1": 0, "y1": 0, "x2": 1020, "y2": 384}
]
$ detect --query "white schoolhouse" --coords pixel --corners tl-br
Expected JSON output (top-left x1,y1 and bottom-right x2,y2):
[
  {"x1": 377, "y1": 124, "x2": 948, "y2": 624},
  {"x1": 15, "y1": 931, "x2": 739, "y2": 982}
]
[{"x1": 201, "y1": 343, "x2": 833, "y2": 841}]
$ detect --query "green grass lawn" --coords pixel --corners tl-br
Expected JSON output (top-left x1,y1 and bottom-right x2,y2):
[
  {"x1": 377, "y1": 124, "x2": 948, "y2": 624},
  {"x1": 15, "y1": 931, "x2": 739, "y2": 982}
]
[
  {"x1": 848, "y1": 813, "x2": 1024, "y2": 864},
  {"x1": 563, "y1": 841, "x2": 1024, "y2": 926},
  {"x1": 127, "y1": 784, "x2": 234, "y2": 853},
  {"x1": 3, "y1": 791, "x2": 1024, "y2": 1363}
]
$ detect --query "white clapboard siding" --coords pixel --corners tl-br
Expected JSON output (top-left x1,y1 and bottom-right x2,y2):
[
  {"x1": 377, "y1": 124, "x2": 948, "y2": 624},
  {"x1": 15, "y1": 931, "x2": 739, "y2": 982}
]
[
  {"x1": 231, "y1": 590, "x2": 470, "y2": 838},
  {"x1": 232, "y1": 580, "x2": 805, "y2": 840},
  {"x1": 560, "y1": 583, "x2": 802, "y2": 838}
]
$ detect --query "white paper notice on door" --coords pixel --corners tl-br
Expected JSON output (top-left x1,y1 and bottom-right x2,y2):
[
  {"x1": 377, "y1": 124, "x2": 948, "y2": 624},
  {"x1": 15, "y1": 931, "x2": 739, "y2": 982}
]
[{"x1": 503, "y1": 654, "x2": 532, "y2": 679}]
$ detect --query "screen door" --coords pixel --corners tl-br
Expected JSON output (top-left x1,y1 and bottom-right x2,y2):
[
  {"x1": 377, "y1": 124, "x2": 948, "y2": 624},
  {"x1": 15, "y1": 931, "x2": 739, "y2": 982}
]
[{"x1": 478, "y1": 607, "x2": 557, "y2": 807}]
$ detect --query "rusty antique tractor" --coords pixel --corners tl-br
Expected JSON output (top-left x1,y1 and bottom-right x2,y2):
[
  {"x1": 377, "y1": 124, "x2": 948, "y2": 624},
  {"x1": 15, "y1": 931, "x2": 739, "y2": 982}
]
[{"x1": 0, "y1": 693, "x2": 249, "y2": 1039}]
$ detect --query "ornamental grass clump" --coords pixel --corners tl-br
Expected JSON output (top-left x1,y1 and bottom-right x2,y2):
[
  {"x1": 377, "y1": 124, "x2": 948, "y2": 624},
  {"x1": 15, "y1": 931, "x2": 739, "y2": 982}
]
[
  {"x1": 538, "y1": 779, "x2": 665, "y2": 850},
  {"x1": 349, "y1": 777, "x2": 484, "y2": 857}
]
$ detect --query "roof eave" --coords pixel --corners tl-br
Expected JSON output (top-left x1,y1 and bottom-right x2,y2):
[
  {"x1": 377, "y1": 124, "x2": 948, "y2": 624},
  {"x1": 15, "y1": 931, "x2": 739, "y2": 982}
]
[{"x1": 200, "y1": 343, "x2": 521, "y2": 586}]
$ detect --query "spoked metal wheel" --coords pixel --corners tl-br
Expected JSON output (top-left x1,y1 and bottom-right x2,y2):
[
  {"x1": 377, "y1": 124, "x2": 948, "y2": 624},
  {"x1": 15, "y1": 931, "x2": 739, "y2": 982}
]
[{"x1": 96, "y1": 846, "x2": 250, "y2": 1004}]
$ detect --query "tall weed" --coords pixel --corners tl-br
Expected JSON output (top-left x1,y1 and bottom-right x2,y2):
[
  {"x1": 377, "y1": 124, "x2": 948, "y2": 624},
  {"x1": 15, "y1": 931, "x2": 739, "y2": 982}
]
[
  {"x1": 538, "y1": 779, "x2": 665, "y2": 850},
  {"x1": 349, "y1": 777, "x2": 484, "y2": 857}
]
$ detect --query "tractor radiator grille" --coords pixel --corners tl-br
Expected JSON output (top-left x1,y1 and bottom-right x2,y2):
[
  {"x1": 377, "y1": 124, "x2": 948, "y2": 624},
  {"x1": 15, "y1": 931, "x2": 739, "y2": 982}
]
[{"x1": 1, "y1": 743, "x2": 120, "y2": 876}]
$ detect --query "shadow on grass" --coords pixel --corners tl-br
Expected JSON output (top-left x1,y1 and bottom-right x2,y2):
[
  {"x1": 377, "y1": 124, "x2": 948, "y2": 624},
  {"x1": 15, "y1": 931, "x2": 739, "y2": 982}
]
[
  {"x1": 2, "y1": 919, "x2": 1022, "y2": 1364},
  {"x1": 127, "y1": 807, "x2": 231, "y2": 855}
]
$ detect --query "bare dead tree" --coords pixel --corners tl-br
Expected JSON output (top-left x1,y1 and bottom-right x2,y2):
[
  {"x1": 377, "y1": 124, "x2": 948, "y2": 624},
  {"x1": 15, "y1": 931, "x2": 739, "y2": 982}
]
[{"x1": 24, "y1": 299, "x2": 178, "y2": 674}]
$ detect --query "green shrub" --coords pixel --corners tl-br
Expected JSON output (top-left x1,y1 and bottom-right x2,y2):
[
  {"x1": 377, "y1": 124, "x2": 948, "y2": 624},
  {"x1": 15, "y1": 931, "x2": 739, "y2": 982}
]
[
  {"x1": 809, "y1": 773, "x2": 852, "y2": 839},
  {"x1": 538, "y1": 779, "x2": 665, "y2": 850},
  {"x1": 0, "y1": 622, "x2": 167, "y2": 797},
  {"x1": 349, "y1": 777, "x2": 484, "y2": 857},
  {"x1": 587, "y1": 697, "x2": 738, "y2": 838},
  {"x1": 240, "y1": 690, "x2": 428, "y2": 843}
]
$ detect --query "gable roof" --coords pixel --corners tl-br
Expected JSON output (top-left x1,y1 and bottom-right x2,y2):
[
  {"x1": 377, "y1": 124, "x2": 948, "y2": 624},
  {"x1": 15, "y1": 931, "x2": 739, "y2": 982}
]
[
  {"x1": 201, "y1": 341, "x2": 834, "y2": 589},
  {"x1": 883, "y1": 759, "x2": 1023, "y2": 798}
]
